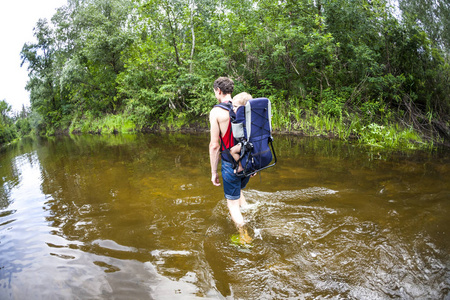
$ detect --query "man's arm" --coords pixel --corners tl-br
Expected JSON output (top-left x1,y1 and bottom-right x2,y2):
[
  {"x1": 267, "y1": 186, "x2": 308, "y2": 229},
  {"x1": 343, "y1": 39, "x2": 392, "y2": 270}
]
[{"x1": 209, "y1": 108, "x2": 221, "y2": 186}]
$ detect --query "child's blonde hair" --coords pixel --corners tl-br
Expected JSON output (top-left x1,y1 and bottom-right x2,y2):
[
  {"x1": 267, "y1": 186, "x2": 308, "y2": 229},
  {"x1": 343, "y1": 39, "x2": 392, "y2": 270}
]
[{"x1": 232, "y1": 92, "x2": 252, "y2": 108}]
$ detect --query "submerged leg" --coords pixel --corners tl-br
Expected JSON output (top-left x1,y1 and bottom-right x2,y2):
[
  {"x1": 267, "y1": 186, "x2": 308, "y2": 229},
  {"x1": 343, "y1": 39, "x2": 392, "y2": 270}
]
[{"x1": 227, "y1": 194, "x2": 252, "y2": 245}]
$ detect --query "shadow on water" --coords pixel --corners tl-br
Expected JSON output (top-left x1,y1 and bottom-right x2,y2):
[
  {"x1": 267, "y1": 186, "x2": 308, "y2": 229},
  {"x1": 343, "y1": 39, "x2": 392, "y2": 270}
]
[{"x1": 0, "y1": 133, "x2": 449, "y2": 299}]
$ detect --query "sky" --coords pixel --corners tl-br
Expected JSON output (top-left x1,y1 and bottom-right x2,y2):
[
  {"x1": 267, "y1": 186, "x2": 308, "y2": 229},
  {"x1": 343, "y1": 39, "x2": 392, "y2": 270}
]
[{"x1": 0, "y1": 0, "x2": 67, "y2": 112}]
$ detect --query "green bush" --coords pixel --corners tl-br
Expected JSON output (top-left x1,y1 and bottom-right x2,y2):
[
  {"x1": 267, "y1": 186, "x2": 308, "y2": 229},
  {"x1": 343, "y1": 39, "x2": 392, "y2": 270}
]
[
  {"x1": 15, "y1": 118, "x2": 32, "y2": 137},
  {"x1": 0, "y1": 124, "x2": 17, "y2": 144},
  {"x1": 356, "y1": 123, "x2": 424, "y2": 149},
  {"x1": 318, "y1": 89, "x2": 347, "y2": 119}
]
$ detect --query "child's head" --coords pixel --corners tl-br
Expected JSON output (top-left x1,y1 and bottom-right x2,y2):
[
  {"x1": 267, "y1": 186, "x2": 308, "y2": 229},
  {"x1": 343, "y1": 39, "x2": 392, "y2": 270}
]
[{"x1": 232, "y1": 92, "x2": 252, "y2": 111}]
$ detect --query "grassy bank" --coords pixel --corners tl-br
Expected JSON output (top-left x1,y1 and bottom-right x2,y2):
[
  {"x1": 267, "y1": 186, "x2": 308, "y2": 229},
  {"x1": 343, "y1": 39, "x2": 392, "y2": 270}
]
[
  {"x1": 271, "y1": 110, "x2": 433, "y2": 150},
  {"x1": 60, "y1": 107, "x2": 442, "y2": 151}
]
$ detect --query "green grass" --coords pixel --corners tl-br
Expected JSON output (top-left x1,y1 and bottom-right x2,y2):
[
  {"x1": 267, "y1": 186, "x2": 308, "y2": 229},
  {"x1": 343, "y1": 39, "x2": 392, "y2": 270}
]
[
  {"x1": 271, "y1": 102, "x2": 432, "y2": 150},
  {"x1": 355, "y1": 123, "x2": 427, "y2": 150},
  {"x1": 70, "y1": 113, "x2": 136, "y2": 134}
]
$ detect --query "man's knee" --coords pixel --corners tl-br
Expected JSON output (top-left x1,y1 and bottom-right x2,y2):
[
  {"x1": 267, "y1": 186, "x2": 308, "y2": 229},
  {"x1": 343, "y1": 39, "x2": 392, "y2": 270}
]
[{"x1": 227, "y1": 198, "x2": 240, "y2": 207}]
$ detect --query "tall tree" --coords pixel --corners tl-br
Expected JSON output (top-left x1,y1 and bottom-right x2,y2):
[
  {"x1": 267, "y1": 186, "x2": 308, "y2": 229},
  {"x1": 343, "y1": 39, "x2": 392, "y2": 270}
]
[
  {"x1": 21, "y1": 18, "x2": 60, "y2": 128},
  {"x1": 399, "y1": 0, "x2": 450, "y2": 53},
  {"x1": 57, "y1": 0, "x2": 134, "y2": 113}
]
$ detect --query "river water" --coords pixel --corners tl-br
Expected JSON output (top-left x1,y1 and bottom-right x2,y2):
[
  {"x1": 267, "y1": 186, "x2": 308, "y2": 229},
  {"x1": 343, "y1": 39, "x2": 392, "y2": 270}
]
[{"x1": 0, "y1": 133, "x2": 449, "y2": 299}]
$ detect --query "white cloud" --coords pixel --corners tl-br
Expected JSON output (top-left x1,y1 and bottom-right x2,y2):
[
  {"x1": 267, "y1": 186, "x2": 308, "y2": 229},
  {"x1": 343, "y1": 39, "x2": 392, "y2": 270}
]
[{"x1": 0, "y1": 0, "x2": 66, "y2": 112}]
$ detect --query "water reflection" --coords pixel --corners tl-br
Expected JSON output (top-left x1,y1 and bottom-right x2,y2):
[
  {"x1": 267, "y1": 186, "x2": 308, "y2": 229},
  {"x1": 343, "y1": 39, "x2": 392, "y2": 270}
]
[{"x1": 0, "y1": 134, "x2": 449, "y2": 299}]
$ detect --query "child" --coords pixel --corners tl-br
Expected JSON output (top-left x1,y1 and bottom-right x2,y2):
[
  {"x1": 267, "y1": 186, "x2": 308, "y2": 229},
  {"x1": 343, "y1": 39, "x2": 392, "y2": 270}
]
[{"x1": 229, "y1": 92, "x2": 252, "y2": 173}]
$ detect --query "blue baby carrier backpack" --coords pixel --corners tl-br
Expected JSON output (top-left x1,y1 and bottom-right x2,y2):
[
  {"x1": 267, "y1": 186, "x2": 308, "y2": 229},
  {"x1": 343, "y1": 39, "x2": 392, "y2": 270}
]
[{"x1": 216, "y1": 97, "x2": 277, "y2": 177}]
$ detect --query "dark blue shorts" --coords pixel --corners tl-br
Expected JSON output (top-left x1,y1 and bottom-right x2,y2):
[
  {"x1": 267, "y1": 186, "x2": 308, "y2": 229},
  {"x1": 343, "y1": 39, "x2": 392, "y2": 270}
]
[{"x1": 221, "y1": 160, "x2": 250, "y2": 200}]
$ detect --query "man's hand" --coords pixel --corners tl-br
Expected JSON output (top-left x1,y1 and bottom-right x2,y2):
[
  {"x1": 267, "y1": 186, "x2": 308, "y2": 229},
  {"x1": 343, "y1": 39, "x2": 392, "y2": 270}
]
[{"x1": 211, "y1": 172, "x2": 221, "y2": 186}]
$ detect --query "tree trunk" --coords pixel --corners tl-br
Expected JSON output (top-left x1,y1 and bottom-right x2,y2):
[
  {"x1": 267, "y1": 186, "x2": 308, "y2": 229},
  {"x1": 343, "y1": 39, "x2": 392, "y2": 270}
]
[{"x1": 190, "y1": 1, "x2": 195, "y2": 73}]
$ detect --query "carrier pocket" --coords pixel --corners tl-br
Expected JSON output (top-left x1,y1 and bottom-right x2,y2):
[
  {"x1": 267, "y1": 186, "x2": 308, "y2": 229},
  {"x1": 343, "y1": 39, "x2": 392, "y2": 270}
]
[{"x1": 231, "y1": 122, "x2": 245, "y2": 139}]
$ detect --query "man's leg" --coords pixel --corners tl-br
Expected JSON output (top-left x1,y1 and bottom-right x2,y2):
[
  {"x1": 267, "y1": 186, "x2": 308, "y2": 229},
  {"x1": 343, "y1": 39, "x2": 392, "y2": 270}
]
[
  {"x1": 227, "y1": 199, "x2": 244, "y2": 228},
  {"x1": 222, "y1": 160, "x2": 252, "y2": 243},
  {"x1": 227, "y1": 190, "x2": 249, "y2": 227},
  {"x1": 238, "y1": 191, "x2": 248, "y2": 208},
  {"x1": 228, "y1": 195, "x2": 252, "y2": 244}
]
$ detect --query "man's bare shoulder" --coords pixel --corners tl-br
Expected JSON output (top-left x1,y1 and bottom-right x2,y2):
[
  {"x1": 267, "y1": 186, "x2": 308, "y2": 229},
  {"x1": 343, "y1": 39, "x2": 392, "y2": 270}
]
[{"x1": 210, "y1": 106, "x2": 229, "y2": 120}]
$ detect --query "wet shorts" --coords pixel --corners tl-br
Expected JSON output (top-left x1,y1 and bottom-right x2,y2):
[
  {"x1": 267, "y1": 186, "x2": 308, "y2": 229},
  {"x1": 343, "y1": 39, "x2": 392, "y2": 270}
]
[{"x1": 221, "y1": 160, "x2": 250, "y2": 200}]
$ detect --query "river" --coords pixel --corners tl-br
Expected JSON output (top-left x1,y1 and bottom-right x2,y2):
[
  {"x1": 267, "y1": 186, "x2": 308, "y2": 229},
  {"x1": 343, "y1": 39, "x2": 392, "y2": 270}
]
[{"x1": 0, "y1": 133, "x2": 449, "y2": 299}]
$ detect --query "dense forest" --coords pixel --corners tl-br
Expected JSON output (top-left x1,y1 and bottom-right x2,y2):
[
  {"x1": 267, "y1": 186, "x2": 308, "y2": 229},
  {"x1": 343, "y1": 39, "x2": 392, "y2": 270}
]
[{"x1": 2, "y1": 0, "x2": 449, "y2": 149}]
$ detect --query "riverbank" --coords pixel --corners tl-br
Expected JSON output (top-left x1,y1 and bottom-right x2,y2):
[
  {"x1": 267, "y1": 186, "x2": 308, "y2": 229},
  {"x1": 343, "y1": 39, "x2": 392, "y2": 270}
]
[{"x1": 51, "y1": 110, "x2": 448, "y2": 151}]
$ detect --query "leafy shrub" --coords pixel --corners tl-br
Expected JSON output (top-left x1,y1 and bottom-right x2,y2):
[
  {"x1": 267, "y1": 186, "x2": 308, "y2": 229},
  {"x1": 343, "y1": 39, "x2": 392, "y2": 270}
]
[
  {"x1": 356, "y1": 123, "x2": 423, "y2": 149},
  {"x1": 318, "y1": 89, "x2": 346, "y2": 119},
  {"x1": 15, "y1": 118, "x2": 32, "y2": 137}
]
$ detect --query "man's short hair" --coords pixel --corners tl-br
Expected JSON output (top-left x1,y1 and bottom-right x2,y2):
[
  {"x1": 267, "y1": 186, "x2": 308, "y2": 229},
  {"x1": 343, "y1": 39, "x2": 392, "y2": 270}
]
[{"x1": 214, "y1": 77, "x2": 234, "y2": 95}]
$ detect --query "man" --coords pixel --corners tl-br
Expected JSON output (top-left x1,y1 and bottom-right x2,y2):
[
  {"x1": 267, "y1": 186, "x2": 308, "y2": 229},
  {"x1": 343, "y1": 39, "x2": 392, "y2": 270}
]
[{"x1": 209, "y1": 77, "x2": 251, "y2": 242}]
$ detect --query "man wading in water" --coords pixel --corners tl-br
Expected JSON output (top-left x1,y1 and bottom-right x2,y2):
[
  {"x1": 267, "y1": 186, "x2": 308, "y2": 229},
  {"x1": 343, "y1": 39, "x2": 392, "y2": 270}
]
[{"x1": 209, "y1": 77, "x2": 252, "y2": 244}]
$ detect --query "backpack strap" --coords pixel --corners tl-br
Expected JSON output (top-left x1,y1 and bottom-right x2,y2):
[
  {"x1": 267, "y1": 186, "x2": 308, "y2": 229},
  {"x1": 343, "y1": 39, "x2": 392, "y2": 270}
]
[
  {"x1": 214, "y1": 102, "x2": 232, "y2": 111},
  {"x1": 214, "y1": 102, "x2": 236, "y2": 122},
  {"x1": 214, "y1": 103, "x2": 233, "y2": 149}
]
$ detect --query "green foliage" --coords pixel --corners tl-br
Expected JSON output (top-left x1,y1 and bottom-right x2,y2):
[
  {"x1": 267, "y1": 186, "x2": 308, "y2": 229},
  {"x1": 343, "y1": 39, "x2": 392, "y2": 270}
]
[
  {"x1": 21, "y1": 0, "x2": 134, "y2": 134},
  {"x1": 0, "y1": 100, "x2": 17, "y2": 145},
  {"x1": 318, "y1": 89, "x2": 346, "y2": 119},
  {"x1": 355, "y1": 123, "x2": 425, "y2": 149},
  {"x1": 15, "y1": 118, "x2": 32, "y2": 137},
  {"x1": 399, "y1": 0, "x2": 450, "y2": 52},
  {"x1": 70, "y1": 112, "x2": 136, "y2": 134}
]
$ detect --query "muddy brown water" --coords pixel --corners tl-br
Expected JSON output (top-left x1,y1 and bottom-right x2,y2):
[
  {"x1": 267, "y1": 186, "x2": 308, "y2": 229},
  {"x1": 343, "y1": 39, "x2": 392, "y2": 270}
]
[{"x1": 0, "y1": 134, "x2": 449, "y2": 299}]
